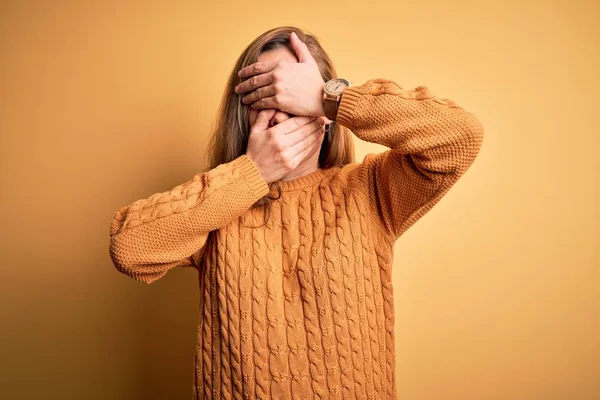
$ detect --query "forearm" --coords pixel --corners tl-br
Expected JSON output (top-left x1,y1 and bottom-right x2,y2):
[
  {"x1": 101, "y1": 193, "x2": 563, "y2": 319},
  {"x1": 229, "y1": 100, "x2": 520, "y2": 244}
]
[
  {"x1": 109, "y1": 155, "x2": 268, "y2": 282},
  {"x1": 336, "y1": 79, "x2": 484, "y2": 177}
]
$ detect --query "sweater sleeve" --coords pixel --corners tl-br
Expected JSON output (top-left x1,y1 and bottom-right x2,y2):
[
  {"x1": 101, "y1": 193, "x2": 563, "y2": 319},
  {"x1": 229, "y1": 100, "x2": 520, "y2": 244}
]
[
  {"x1": 109, "y1": 155, "x2": 269, "y2": 284},
  {"x1": 336, "y1": 79, "x2": 484, "y2": 239}
]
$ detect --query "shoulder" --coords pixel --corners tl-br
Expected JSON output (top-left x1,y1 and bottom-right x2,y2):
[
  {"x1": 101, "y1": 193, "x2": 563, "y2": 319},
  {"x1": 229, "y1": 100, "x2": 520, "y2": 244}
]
[
  {"x1": 320, "y1": 161, "x2": 372, "y2": 198},
  {"x1": 323, "y1": 152, "x2": 386, "y2": 190}
]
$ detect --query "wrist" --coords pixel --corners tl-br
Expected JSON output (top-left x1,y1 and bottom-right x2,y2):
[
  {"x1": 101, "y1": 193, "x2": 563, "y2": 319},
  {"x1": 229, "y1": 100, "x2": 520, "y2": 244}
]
[
  {"x1": 245, "y1": 153, "x2": 269, "y2": 183},
  {"x1": 323, "y1": 94, "x2": 341, "y2": 121},
  {"x1": 323, "y1": 78, "x2": 350, "y2": 121}
]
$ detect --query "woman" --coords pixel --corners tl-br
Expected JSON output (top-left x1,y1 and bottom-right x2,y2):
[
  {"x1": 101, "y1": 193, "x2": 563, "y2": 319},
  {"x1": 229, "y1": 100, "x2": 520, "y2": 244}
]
[{"x1": 109, "y1": 26, "x2": 483, "y2": 399}]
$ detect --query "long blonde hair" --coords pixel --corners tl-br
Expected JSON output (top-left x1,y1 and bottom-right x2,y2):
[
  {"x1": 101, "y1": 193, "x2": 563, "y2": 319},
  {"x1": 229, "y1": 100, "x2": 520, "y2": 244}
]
[{"x1": 207, "y1": 26, "x2": 355, "y2": 208}]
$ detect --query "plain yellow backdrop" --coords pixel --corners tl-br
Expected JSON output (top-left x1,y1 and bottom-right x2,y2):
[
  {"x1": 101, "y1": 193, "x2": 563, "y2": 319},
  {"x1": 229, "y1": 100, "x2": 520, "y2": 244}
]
[{"x1": 1, "y1": 1, "x2": 598, "y2": 399}]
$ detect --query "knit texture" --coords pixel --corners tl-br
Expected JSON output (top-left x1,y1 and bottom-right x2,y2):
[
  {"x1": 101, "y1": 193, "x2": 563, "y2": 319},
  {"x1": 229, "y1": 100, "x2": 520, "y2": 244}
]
[{"x1": 109, "y1": 79, "x2": 484, "y2": 399}]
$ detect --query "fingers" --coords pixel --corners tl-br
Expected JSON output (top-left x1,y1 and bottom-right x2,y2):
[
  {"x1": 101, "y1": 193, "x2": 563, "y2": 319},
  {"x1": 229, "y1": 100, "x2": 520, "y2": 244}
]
[
  {"x1": 250, "y1": 95, "x2": 280, "y2": 111},
  {"x1": 290, "y1": 32, "x2": 316, "y2": 64},
  {"x1": 242, "y1": 84, "x2": 276, "y2": 105},
  {"x1": 301, "y1": 130, "x2": 325, "y2": 161},
  {"x1": 270, "y1": 110, "x2": 292, "y2": 126},
  {"x1": 286, "y1": 118, "x2": 326, "y2": 148},
  {"x1": 289, "y1": 124, "x2": 325, "y2": 165},
  {"x1": 234, "y1": 72, "x2": 273, "y2": 95},
  {"x1": 270, "y1": 115, "x2": 316, "y2": 136},
  {"x1": 238, "y1": 60, "x2": 278, "y2": 79},
  {"x1": 251, "y1": 109, "x2": 276, "y2": 132},
  {"x1": 238, "y1": 31, "x2": 315, "y2": 78}
]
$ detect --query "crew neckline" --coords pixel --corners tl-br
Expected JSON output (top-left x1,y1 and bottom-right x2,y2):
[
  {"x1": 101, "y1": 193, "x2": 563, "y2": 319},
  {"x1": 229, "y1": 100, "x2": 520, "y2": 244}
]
[{"x1": 271, "y1": 168, "x2": 326, "y2": 192}]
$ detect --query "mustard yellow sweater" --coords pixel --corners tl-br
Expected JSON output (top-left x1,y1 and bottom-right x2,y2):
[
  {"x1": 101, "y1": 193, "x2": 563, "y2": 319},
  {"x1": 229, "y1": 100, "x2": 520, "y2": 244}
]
[{"x1": 109, "y1": 79, "x2": 483, "y2": 399}]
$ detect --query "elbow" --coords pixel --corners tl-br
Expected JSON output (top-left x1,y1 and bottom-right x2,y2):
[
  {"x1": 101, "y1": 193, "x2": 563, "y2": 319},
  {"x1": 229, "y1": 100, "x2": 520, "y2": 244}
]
[
  {"x1": 109, "y1": 235, "x2": 129, "y2": 274},
  {"x1": 467, "y1": 112, "x2": 484, "y2": 152},
  {"x1": 440, "y1": 112, "x2": 484, "y2": 177},
  {"x1": 109, "y1": 237, "x2": 161, "y2": 284},
  {"x1": 456, "y1": 111, "x2": 484, "y2": 169},
  {"x1": 468, "y1": 115, "x2": 484, "y2": 167}
]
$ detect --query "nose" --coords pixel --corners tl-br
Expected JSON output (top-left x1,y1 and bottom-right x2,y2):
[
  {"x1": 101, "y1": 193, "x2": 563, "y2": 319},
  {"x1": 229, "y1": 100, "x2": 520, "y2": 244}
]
[{"x1": 270, "y1": 110, "x2": 291, "y2": 127}]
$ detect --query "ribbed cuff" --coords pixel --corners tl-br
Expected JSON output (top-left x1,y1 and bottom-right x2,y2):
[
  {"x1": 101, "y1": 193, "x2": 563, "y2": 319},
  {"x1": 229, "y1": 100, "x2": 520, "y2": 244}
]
[
  {"x1": 336, "y1": 88, "x2": 362, "y2": 129},
  {"x1": 234, "y1": 155, "x2": 270, "y2": 199}
]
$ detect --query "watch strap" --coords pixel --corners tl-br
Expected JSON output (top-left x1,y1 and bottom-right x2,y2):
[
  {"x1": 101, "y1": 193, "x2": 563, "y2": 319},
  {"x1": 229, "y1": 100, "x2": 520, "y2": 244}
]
[{"x1": 324, "y1": 94, "x2": 340, "y2": 121}]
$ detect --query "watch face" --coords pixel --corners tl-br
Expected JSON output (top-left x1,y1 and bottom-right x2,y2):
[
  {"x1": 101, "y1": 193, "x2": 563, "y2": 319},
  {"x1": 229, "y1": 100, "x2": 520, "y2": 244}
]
[{"x1": 325, "y1": 78, "x2": 349, "y2": 95}]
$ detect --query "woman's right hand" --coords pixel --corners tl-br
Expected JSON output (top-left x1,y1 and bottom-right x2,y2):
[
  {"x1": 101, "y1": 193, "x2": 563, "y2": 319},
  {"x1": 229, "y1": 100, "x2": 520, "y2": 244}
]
[{"x1": 246, "y1": 109, "x2": 326, "y2": 184}]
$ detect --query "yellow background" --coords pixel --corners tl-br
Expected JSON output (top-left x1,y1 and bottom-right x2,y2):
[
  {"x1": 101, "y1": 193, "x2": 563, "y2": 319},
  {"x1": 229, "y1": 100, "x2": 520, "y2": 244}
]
[{"x1": 1, "y1": 1, "x2": 598, "y2": 399}]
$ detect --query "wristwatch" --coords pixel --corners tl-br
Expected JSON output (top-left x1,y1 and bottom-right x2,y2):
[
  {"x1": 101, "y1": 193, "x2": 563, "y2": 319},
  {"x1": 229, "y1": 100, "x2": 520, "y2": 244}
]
[{"x1": 323, "y1": 78, "x2": 350, "y2": 121}]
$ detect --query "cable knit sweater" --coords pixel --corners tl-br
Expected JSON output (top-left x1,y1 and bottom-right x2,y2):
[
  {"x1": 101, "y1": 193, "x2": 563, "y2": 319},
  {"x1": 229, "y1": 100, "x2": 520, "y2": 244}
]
[{"x1": 109, "y1": 79, "x2": 483, "y2": 399}]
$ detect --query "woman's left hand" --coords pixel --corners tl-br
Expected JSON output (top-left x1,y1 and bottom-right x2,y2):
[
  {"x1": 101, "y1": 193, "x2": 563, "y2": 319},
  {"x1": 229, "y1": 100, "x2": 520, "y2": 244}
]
[{"x1": 235, "y1": 32, "x2": 326, "y2": 117}]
